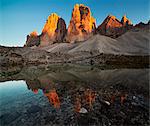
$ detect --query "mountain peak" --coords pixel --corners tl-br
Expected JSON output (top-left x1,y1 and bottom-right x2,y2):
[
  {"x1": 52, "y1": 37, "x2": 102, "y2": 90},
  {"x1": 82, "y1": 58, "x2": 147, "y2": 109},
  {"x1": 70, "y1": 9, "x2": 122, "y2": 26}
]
[
  {"x1": 102, "y1": 14, "x2": 121, "y2": 25},
  {"x1": 30, "y1": 31, "x2": 38, "y2": 37},
  {"x1": 100, "y1": 14, "x2": 122, "y2": 27},
  {"x1": 42, "y1": 13, "x2": 60, "y2": 34},
  {"x1": 121, "y1": 15, "x2": 132, "y2": 26},
  {"x1": 66, "y1": 3, "x2": 96, "y2": 42},
  {"x1": 97, "y1": 14, "x2": 133, "y2": 38},
  {"x1": 40, "y1": 13, "x2": 66, "y2": 46},
  {"x1": 107, "y1": 14, "x2": 117, "y2": 19},
  {"x1": 25, "y1": 31, "x2": 40, "y2": 47}
]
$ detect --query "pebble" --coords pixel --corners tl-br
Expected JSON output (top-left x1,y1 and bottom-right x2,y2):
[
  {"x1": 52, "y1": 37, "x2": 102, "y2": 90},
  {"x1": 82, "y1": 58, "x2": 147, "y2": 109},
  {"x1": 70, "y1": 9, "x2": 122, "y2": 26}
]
[{"x1": 79, "y1": 107, "x2": 88, "y2": 113}]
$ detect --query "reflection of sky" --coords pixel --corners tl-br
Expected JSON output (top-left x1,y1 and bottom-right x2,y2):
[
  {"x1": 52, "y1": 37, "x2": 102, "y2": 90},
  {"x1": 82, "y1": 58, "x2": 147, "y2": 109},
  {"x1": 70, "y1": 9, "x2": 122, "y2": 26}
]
[
  {"x1": 0, "y1": 0, "x2": 150, "y2": 46},
  {"x1": 0, "y1": 81, "x2": 29, "y2": 99},
  {"x1": 0, "y1": 80, "x2": 44, "y2": 103},
  {"x1": 0, "y1": 80, "x2": 46, "y2": 114}
]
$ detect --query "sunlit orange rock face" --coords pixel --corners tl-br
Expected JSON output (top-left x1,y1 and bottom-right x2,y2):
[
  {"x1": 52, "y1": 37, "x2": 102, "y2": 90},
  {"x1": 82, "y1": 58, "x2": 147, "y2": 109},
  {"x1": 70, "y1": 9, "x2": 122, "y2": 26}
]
[
  {"x1": 40, "y1": 13, "x2": 66, "y2": 46},
  {"x1": 97, "y1": 15, "x2": 122, "y2": 38},
  {"x1": 30, "y1": 31, "x2": 38, "y2": 36},
  {"x1": 97, "y1": 15, "x2": 133, "y2": 38},
  {"x1": 121, "y1": 15, "x2": 132, "y2": 26},
  {"x1": 25, "y1": 31, "x2": 40, "y2": 47},
  {"x1": 65, "y1": 4, "x2": 96, "y2": 43}
]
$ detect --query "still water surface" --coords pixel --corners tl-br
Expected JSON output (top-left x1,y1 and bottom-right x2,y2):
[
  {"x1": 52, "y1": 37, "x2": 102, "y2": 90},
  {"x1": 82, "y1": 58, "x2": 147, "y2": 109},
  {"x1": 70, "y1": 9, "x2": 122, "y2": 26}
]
[{"x1": 0, "y1": 65, "x2": 149, "y2": 126}]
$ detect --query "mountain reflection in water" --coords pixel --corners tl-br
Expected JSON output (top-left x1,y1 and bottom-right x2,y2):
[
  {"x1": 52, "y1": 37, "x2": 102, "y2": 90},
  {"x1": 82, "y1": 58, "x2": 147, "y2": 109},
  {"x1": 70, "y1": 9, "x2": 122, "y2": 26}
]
[
  {"x1": 0, "y1": 65, "x2": 149, "y2": 126},
  {"x1": 44, "y1": 89, "x2": 60, "y2": 109}
]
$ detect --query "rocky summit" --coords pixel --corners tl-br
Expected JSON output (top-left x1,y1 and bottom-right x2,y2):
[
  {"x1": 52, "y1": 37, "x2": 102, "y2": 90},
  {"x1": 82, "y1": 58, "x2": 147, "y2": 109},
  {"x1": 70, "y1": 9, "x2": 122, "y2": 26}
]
[
  {"x1": 40, "y1": 13, "x2": 66, "y2": 46},
  {"x1": 97, "y1": 15, "x2": 133, "y2": 38},
  {"x1": 26, "y1": 13, "x2": 66, "y2": 47},
  {"x1": 65, "y1": 4, "x2": 96, "y2": 43},
  {"x1": 25, "y1": 31, "x2": 40, "y2": 47},
  {"x1": 121, "y1": 15, "x2": 132, "y2": 26}
]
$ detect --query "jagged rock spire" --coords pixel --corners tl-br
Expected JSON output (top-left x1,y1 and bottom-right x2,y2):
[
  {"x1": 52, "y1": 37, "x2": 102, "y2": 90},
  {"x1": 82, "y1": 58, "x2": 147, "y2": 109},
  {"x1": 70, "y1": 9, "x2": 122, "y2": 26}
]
[
  {"x1": 121, "y1": 15, "x2": 132, "y2": 26},
  {"x1": 40, "y1": 13, "x2": 66, "y2": 46},
  {"x1": 65, "y1": 4, "x2": 96, "y2": 43}
]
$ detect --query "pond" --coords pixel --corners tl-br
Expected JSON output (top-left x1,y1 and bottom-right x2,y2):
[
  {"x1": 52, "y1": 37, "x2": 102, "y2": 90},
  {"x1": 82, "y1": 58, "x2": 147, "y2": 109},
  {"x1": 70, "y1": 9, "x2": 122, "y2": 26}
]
[{"x1": 0, "y1": 65, "x2": 149, "y2": 126}]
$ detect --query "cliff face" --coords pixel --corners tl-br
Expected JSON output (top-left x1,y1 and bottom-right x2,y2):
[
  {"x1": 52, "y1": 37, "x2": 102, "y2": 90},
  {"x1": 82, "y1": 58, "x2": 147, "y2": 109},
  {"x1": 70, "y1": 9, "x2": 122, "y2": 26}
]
[
  {"x1": 26, "y1": 13, "x2": 67, "y2": 47},
  {"x1": 55, "y1": 18, "x2": 67, "y2": 42},
  {"x1": 25, "y1": 31, "x2": 40, "y2": 47},
  {"x1": 97, "y1": 15, "x2": 133, "y2": 38},
  {"x1": 40, "y1": 13, "x2": 66, "y2": 46},
  {"x1": 65, "y1": 4, "x2": 96, "y2": 43}
]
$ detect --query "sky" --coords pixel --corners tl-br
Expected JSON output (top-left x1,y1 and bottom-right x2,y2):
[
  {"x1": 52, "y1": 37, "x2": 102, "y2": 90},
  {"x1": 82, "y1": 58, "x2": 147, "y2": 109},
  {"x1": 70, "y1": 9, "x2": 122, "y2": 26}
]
[{"x1": 0, "y1": 0, "x2": 150, "y2": 46}]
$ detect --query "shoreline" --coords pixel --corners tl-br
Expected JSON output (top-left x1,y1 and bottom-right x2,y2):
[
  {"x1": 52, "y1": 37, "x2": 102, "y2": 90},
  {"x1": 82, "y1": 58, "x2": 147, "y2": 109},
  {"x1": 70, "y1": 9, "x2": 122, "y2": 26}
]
[{"x1": 0, "y1": 46, "x2": 149, "y2": 68}]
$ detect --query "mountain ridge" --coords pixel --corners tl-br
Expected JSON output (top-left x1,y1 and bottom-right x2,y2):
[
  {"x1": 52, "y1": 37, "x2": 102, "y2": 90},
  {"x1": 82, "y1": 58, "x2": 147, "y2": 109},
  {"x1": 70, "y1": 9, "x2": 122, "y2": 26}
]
[{"x1": 25, "y1": 4, "x2": 149, "y2": 47}]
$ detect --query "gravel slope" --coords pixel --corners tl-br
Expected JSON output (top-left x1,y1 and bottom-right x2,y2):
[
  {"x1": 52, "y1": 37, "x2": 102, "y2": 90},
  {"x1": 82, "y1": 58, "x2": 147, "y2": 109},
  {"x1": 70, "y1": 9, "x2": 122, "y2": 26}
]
[{"x1": 42, "y1": 28, "x2": 150, "y2": 56}]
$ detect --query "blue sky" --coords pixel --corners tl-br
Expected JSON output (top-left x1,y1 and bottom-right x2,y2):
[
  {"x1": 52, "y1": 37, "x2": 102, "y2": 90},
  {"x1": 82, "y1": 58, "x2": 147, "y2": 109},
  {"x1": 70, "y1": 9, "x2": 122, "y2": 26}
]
[{"x1": 0, "y1": 0, "x2": 150, "y2": 46}]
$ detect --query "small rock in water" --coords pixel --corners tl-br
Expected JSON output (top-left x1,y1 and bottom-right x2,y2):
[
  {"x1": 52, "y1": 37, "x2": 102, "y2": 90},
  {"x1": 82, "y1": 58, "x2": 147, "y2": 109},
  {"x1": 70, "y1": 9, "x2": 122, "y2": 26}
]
[
  {"x1": 133, "y1": 96, "x2": 136, "y2": 99},
  {"x1": 79, "y1": 107, "x2": 88, "y2": 113},
  {"x1": 104, "y1": 101, "x2": 111, "y2": 106}
]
